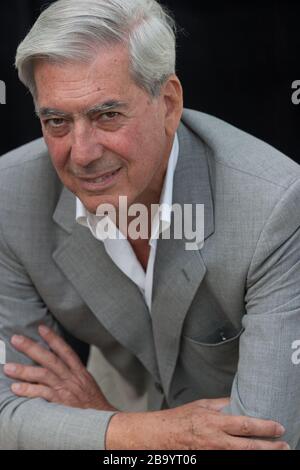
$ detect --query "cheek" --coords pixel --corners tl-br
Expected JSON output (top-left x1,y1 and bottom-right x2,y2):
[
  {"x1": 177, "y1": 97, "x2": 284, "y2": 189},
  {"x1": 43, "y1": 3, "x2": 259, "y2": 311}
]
[
  {"x1": 44, "y1": 136, "x2": 69, "y2": 173},
  {"x1": 126, "y1": 120, "x2": 164, "y2": 161},
  {"x1": 132, "y1": 126, "x2": 166, "y2": 170}
]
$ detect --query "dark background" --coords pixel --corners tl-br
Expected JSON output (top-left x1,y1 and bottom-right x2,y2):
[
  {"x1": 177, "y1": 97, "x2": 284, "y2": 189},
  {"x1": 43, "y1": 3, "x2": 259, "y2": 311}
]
[
  {"x1": 0, "y1": 1, "x2": 300, "y2": 364},
  {"x1": 0, "y1": 0, "x2": 300, "y2": 163}
]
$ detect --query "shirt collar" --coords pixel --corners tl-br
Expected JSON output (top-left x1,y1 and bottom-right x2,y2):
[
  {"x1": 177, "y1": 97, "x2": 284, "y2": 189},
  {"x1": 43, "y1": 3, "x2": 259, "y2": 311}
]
[{"x1": 76, "y1": 132, "x2": 179, "y2": 243}]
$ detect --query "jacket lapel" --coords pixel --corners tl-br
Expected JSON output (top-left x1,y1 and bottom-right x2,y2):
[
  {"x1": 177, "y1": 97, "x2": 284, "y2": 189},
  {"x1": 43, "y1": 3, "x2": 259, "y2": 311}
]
[
  {"x1": 52, "y1": 186, "x2": 160, "y2": 381},
  {"x1": 151, "y1": 121, "x2": 215, "y2": 396}
]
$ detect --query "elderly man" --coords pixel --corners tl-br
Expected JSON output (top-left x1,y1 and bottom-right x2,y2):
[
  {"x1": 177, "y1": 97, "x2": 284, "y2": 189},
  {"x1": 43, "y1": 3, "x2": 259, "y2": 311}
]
[{"x1": 0, "y1": 0, "x2": 299, "y2": 450}]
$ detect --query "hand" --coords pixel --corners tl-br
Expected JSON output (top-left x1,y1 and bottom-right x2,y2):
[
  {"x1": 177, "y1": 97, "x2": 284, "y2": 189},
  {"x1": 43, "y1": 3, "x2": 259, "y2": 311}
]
[
  {"x1": 4, "y1": 325, "x2": 117, "y2": 412},
  {"x1": 106, "y1": 398, "x2": 290, "y2": 450}
]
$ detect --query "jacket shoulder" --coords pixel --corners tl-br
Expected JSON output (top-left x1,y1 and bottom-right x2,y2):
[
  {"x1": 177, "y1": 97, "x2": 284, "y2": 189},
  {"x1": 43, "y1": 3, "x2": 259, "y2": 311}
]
[
  {"x1": 181, "y1": 109, "x2": 300, "y2": 189},
  {"x1": 0, "y1": 138, "x2": 61, "y2": 216},
  {"x1": 0, "y1": 138, "x2": 49, "y2": 170}
]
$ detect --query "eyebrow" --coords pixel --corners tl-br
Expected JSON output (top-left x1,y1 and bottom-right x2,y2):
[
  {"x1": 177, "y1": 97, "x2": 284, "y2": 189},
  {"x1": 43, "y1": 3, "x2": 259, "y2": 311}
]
[{"x1": 36, "y1": 100, "x2": 128, "y2": 119}]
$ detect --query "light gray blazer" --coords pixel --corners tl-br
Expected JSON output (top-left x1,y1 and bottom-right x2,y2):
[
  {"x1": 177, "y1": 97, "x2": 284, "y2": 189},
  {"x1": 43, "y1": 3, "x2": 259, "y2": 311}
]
[{"x1": 0, "y1": 109, "x2": 300, "y2": 449}]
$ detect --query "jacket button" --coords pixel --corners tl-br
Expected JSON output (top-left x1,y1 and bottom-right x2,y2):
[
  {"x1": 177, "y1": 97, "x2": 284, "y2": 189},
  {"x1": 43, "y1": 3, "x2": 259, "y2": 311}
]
[{"x1": 154, "y1": 382, "x2": 163, "y2": 393}]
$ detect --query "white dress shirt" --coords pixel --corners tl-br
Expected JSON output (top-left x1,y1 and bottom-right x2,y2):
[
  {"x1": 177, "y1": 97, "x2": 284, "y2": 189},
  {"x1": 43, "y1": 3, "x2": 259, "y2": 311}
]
[{"x1": 76, "y1": 133, "x2": 179, "y2": 313}]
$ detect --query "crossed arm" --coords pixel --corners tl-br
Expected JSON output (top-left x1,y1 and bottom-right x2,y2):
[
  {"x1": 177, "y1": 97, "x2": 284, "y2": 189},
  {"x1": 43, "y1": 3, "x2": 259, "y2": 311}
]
[
  {"x1": 3, "y1": 326, "x2": 289, "y2": 450},
  {"x1": 4, "y1": 325, "x2": 116, "y2": 412},
  {"x1": 1, "y1": 179, "x2": 299, "y2": 449}
]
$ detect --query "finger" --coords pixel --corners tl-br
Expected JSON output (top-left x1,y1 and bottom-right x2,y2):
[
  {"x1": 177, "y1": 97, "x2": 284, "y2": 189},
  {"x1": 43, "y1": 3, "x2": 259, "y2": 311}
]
[
  {"x1": 222, "y1": 415, "x2": 285, "y2": 438},
  {"x1": 11, "y1": 382, "x2": 54, "y2": 402},
  {"x1": 10, "y1": 335, "x2": 71, "y2": 379},
  {"x1": 38, "y1": 325, "x2": 85, "y2": 374},
  {"x1": 227, "y1": 436, "x2": 290, "y2": 451},
  {"x1": 198, "y1": 397, "x2": 230, "y2": 411},
  {"x1": 4, "y1": 363, "x2": 59, "y2": 388}
]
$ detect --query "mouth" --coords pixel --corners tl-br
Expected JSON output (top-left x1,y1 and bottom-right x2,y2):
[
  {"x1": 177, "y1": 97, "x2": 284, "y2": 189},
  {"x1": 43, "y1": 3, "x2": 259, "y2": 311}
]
[{"x1": 76, "y1": 167, "x2": 122, "y2": 191}]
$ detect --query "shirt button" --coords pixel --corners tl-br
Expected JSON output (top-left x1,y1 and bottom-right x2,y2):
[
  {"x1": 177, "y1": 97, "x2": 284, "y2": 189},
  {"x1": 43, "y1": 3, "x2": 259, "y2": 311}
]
[{"x1": 154, "y1": 382, "x2": 163, "y2": 393}]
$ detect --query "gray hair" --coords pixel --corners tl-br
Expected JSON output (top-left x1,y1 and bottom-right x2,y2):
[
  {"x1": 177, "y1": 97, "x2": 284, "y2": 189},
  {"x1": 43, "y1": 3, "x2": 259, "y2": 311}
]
[{"x1": 15, "y1": 0, "x2": 177, "y2": 100}]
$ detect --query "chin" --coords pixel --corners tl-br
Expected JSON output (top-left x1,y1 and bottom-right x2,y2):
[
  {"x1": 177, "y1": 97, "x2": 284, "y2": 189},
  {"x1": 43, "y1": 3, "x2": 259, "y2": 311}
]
[{"x1": 80, "y1": 193, "x2": 123, "y2": 214}]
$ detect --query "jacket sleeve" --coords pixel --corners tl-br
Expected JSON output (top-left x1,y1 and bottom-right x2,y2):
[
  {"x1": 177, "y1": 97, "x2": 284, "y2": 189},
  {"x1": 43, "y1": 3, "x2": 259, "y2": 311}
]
[
  {"x1": 222, "y1": 178, "x2": 300, "y2": 449},
  {"x1": 0, "y1": 221, "x2": 116, "y2": 450}
]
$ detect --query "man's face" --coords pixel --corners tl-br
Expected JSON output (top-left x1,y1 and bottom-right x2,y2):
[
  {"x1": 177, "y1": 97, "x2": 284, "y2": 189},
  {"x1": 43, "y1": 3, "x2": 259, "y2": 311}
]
[{"x1": 34, "y1": 45, "x2": 182, "y2": 213}]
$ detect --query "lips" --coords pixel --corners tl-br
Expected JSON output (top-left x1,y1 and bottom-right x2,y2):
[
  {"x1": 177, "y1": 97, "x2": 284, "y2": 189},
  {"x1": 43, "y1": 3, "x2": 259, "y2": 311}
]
[
  {"x1": 78, "y1": 167, "x2": 121, "y2": 183},
  {"x1": 76, "y1": 167, "x2": 122, "y2": 191}
]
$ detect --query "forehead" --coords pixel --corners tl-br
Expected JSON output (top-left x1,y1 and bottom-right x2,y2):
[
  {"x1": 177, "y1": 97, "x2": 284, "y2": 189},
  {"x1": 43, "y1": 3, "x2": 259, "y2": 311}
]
[{"x1": 34, "y1": 44, "x2": 137, "y2": 111}]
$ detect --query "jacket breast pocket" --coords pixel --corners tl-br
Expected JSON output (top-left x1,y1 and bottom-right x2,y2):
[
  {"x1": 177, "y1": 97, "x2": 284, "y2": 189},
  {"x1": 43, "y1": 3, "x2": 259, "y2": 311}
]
[
  {"x1": 176, "y1": 328, "x2": 244, "y2": 399},
  {"x1": 183, "y1": 327, "x2": 244, "y2": 349}
]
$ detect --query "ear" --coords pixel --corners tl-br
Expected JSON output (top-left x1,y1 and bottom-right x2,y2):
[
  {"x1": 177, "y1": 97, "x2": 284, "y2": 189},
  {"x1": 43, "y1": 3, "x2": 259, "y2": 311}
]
[{"x1": 162, "y1": 75, "x2": 183, "y2": 137}]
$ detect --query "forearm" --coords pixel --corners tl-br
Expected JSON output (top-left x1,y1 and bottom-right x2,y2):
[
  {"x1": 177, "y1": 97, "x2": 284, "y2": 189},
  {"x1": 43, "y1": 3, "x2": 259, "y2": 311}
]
[
  {"x1": 224, "y1": 312, "x2": 300, "y2": 449},
  {"x1": 105, "y1": 401, "x2": 289, "y2": 451},
  {"x1": 234, "y1": 178, "x2": 300, "y2": 449},
  {"x1": 106, "y1": 409, "x2": 175, "y2": 450},
  {"x1": 0, "y1": 394, "x2": 117, "y2": 450},
  {"x1": 222, "y1": 377, "x2": 300, "y2": 450}
]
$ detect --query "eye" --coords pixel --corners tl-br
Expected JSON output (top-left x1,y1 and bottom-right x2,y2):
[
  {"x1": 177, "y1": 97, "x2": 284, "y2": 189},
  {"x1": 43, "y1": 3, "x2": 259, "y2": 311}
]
[
  {"x1": 99, "y1": 112, "x2": 120, "y2": 121},
  {"x1": 45, "y1": 118, "x2": 66, "y2": 128}
]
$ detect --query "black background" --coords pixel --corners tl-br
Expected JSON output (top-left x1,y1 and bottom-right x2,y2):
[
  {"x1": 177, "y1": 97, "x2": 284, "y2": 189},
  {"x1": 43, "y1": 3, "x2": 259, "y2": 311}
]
[{"x1": 0, "y1": 0, "x2": 300, "y2": 163}]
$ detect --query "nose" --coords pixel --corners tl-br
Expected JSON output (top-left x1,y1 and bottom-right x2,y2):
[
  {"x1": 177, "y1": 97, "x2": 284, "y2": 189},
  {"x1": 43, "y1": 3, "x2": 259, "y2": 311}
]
[{"x1": 70, "y1": 120, "x2": 104, "y2": 168}]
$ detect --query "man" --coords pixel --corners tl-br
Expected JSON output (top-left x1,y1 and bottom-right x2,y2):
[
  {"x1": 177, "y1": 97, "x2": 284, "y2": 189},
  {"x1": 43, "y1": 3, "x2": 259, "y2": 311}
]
[{"x1": 0, "y1": 0, "x2": 299, "y2": 450}]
